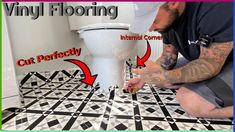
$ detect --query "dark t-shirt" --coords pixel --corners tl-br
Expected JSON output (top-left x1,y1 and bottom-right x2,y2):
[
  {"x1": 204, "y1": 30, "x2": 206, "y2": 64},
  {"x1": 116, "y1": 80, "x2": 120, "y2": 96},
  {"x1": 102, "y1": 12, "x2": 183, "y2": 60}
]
[{"x1": 162, "y1": 2, "x2": 233, "y2": 61}]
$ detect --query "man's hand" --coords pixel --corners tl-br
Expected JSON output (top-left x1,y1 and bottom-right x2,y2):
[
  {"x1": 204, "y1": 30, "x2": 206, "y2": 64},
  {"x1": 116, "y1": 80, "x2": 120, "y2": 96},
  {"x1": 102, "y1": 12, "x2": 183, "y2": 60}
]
[
  {"x1": 132, "y1": 60, "x2": 174, "y2": 88},
  {"x1": 123, "y1": 61, "x2": 162, "y2": 93},
  {"x1": 123, "y1": 61, "x2": 176, "y2": 93},
  {"x1": 123, "y1": 44, "x2": 179, "y2": 93},
  {"x1": 123, "y1": 77, "x2": 145, "y2": 94}
]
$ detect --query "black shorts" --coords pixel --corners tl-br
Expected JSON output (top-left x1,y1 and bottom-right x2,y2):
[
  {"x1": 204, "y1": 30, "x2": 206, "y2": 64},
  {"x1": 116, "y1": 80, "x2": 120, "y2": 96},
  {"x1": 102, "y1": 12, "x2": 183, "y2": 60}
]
[{"x1": 175, "y1": 58, "x2": 233, "y2": 108}]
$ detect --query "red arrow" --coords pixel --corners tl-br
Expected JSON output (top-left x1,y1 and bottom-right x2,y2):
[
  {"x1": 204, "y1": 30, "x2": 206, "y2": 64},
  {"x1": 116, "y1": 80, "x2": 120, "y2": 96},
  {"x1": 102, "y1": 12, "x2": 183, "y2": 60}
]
[
  {"x1": 137, "y1": 40, "x2": 151, "y2": 67},
  {"x1": 64, "y1": 59, "x2": 97, "y2": 86}
]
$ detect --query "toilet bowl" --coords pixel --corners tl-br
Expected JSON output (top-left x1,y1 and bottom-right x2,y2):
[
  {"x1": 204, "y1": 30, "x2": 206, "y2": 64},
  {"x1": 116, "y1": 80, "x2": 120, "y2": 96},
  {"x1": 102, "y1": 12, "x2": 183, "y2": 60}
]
[{"x1": 78, "y1": 23, "x2": 137, "y2": 92}]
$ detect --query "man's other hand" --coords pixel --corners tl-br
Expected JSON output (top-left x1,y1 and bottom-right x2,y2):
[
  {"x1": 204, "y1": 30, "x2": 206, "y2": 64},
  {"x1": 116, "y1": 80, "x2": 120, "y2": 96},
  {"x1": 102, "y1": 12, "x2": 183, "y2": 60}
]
[
  {"x1": 132, "y1": 60, "x2": 174, "y2": 88},
  {"x1": 123, "y1": 77, "x2": 145, "y2": 94}
]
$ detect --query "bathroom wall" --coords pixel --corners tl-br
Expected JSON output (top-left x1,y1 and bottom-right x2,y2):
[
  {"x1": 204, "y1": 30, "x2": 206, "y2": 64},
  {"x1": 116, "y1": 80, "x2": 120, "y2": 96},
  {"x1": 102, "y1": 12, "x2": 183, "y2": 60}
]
[
  {"x1": 67, "y1": 2, "x2": 134, "y2": 29},
  {"x1": 5, "y1": 2, "x2": 89, "y2": 75},
  {"x1": 2, "y1": 7, "x2": 21, "y2": 110},
  {"x1": 96, "y1": 2, "x2": 134, "y2": 25},
  {"x1": 67, "y1": 2, "x2": 103, "y2": 30},
  {"x1": 136, "y1": 32, "x2": 163, "y2": 61}
]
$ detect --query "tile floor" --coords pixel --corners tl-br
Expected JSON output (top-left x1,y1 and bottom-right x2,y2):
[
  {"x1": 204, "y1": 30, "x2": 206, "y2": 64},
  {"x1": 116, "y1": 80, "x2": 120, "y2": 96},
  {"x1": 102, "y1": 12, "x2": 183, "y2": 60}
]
[{"x1": 2, "y1": 62, "x2": 233, "y2": 130}]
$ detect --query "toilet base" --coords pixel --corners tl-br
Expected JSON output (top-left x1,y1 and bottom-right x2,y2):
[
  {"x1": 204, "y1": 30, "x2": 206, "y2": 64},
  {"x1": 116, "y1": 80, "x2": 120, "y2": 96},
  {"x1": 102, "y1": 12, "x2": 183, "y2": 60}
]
[{"x1": 91, "y1": 57, "x2": 125, "y2": 93}]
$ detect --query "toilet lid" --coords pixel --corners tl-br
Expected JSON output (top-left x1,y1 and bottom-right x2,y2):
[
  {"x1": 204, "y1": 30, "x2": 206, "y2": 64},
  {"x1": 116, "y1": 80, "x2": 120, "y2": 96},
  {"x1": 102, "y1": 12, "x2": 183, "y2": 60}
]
[{"x1": 78, "y1": 23, "x2": 130, "y2": 33}]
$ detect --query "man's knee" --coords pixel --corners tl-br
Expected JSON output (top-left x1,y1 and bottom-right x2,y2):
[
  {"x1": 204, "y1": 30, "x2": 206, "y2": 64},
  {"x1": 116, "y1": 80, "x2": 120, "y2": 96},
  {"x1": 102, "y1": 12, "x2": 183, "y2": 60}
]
[
  {"x1": 176, "y1": 87, "x2": 206, "y2": 117},
  {"x1": 176, "y1": 87, "x2": 191, "y2": 102}
]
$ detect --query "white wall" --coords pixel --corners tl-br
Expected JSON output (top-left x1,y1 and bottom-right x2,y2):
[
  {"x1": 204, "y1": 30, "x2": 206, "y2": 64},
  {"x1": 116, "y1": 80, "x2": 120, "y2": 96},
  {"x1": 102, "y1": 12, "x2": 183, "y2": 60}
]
[
  {"x1": 67, "y1": 2, "x2": 103, "y2": 30},
  {"x1": 2, "y1": 6, "x2": 20, "y2": 110},
  {"x1": 67, "y1": 2, "x2": 134, "y2": 30},
  {"x1": 101, "y1": 2, "x2": 134, "y2": 24},
  {"x1": 5, "y1": 2, "x2": 89, "y2": 75},
  {"x1": 136, "y1": 32, "x2": 163, "y2": 61}
]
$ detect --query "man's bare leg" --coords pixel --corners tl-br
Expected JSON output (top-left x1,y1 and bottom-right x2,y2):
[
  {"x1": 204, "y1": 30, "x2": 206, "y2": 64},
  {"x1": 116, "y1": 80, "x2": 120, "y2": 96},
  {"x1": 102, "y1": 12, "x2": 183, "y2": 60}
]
[{"x1": 176, "y1": 87, "x2": 233, "y2": 118}]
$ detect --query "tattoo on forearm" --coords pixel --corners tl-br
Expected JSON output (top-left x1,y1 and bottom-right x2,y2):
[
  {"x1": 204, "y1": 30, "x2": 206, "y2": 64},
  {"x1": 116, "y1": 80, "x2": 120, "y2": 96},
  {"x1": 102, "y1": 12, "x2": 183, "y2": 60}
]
[
  {"x1": 165, "y1": 42, "x2": 233, "y2": 84},
  {"x1": 142, "y1": 70, "x2": 164, "y2": 84},
  {"x1": 157, "y1": 44, "x2": 178, "y2": 70}
]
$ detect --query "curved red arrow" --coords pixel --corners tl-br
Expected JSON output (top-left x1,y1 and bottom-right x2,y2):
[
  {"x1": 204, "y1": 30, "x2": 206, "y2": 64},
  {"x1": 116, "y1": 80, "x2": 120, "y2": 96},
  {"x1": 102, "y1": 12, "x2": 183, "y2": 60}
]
[
  {"x1": 64, "y1": 59, "x2": 97, "y2": 86},
  {"x1": 137, "y1": 40, "x2": 151, "y2": 67}
]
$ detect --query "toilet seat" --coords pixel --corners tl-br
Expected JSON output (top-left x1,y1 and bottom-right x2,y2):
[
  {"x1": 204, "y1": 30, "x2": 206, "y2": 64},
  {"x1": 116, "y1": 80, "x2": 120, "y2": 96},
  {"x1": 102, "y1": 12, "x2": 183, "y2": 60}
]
[{"x1": 78, "y1": 23, "x2": 130, "y2": 33}]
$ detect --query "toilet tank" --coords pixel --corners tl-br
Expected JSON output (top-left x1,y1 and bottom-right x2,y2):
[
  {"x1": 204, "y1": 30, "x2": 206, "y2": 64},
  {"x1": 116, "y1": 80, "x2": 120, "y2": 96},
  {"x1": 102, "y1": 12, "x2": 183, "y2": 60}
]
[{"x1": 67, "y1": 2, "x2": 134, "y2": 31}]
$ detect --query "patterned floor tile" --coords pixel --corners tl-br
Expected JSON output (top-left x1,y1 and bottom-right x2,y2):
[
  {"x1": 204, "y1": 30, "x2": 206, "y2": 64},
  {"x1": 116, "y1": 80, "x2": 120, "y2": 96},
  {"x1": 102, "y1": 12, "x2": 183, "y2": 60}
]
[
  {"x1": 2, "y1": 113, "x2": 41, "y2": 130},
  {"x1": 137, "y1": 93, "x2": 157, "y2": 103},
  {"x1": 142, "y1": 120, "x2": 172, "y2": 130},
  {"x1": 50, "y1": 71, "x2": 71, "y2": 83},
  {"x1": 40, "y1": 83, "x2": 61, "y2": 89},
  {"x1": 107, "y1": 118, "x2": 135, "y2": 130},
  {"x1": 26, "y1": 100, "x2": 50, "y2": 111},
  {"x1": 137, "y1": 84, "x2": 153, "y2": 93},
  {"x1": 158, "y1": 94, "x2": 179, "y2": 104},
  {"x1": 113, "y1": 92, "x2": 133, "y2": 103},
  {"x1": 165, "y1": 105, "x2": 197, "y2": 119},
  {"x1": 21, "y1": 89, "x2": 33, "y2": 95},
  {"x1": 67, "y1": 78, "x2": 82, "y2": 84},
  {"x1": 46, "y1": 90, "x2": 69, "y2": 98},
  {"x1": 20, "y1": 73, "x2": 46, "y2": 88},
  {"x1": 110, "y1": 101, "x2": 134, "y2": 116},
  {"x1": 90, "y1": 93, "x2": 110, "y2": 101},
  {"x1": 57, "y1": 83, "x2": 78, "y2": 90},
  {"x1": 138, "y1": 103, "x2": 165, "y2": 117},
  {"x1": 22, "y1": 98, "x2": 36, "y2": 106},
  {"x1": 210, "y1": 124, "x2": 233, "y2": 130},
  {"x1": 33, "y1": 115, "x2": 71, "y2": 130},
  {"x1": 68, "y1": 91, "x2": 90, "y2": 100},
  {"x1": 70, "y1": 116, "x2": 103, "y2": 130},
  {"x1": 2, "y1": 67, "x2": 233, "y2": 130},
  {"x1": 154, "y1": 87, "x2": 176, "y2": 94},
  {"x1": 81, "y1": 101, "x2": 107, "y2": 114},
  {"x1": 175, "y1": 122, "x2": 208, "y2": 130},
  {"x1": 46, "y1": 100, "x2": 60, "y2": 108},
  {"x1": 54, "y1": 100, "x2": 82, "y2": 113}
]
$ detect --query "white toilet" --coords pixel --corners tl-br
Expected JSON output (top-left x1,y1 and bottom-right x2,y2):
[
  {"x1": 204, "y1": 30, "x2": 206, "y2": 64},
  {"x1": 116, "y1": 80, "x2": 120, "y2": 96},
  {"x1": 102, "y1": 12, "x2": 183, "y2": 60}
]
[{"x1": 77, "y1": 23, "x2": 137, "y2": 92}]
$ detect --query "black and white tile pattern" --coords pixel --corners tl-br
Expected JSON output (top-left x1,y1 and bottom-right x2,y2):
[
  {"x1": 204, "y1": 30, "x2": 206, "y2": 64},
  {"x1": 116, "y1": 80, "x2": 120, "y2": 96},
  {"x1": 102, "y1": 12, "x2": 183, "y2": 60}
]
[{"x1": 2, "y1": 63, "x2": 233, "y2": 130}]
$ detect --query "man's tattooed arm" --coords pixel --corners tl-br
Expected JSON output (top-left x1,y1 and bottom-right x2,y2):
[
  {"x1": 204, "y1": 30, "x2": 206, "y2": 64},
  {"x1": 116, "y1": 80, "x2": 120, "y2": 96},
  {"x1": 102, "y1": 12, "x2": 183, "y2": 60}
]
[
  {"x1": 156, "y1": 44, "x2": 178, "y2": 70},
  {"x1": 164, "y1": 42, "x2": 233, "y2": 84}
]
